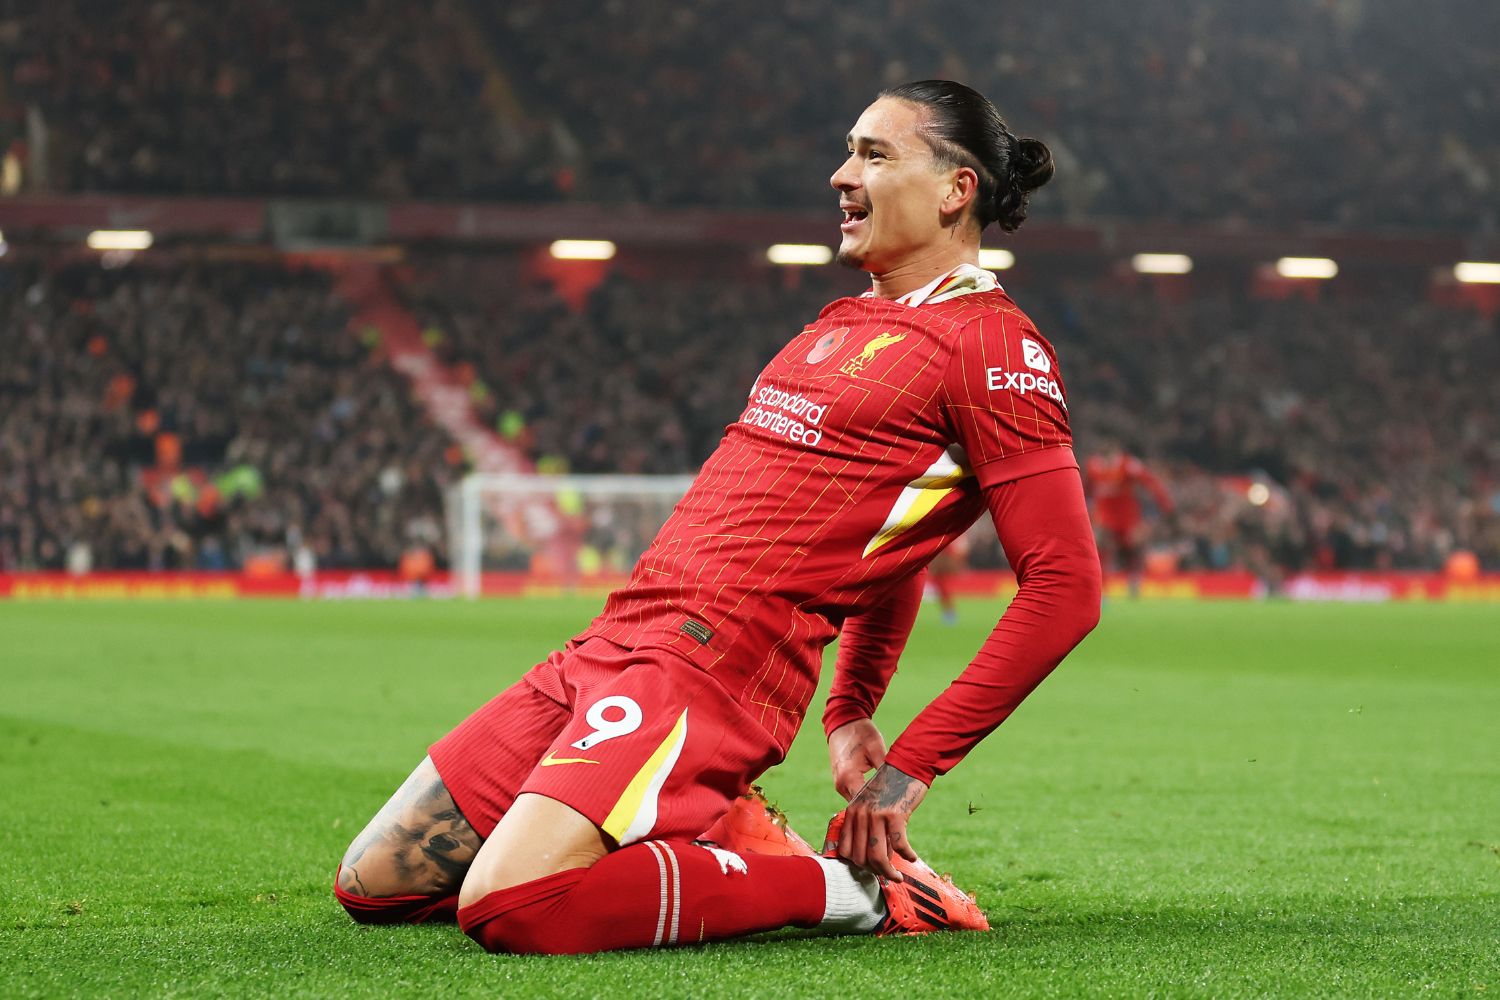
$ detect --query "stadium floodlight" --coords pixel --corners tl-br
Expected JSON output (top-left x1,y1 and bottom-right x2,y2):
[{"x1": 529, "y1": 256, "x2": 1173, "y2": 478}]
[
  {"x1": 87, "y1": 230, "x2": 154, "y2": 251},
  {"x1": 549, "y1": 239, "x2": 616, "y2": 261},
  {"x1": 1274, "y1": 256, "x2": 1338, "y2": 279},
  {"x1": 977, "y1": 248, "x2": 1014, "y2": 270},
  {"x1": 1131, "y1": 253, "x2": 1193, "y2": 275},
  {"x1": 1454, "y1": 261, "x2": 1500, "y2": 284},
  {"x1": 766, "y1": 244, "x2": 833, "y2": 265}
]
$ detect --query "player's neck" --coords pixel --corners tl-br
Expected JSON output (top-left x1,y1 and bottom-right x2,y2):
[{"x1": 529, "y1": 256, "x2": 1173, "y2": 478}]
[{"x1": 867, "y1": 244, "x2": 979, "y2": 301}]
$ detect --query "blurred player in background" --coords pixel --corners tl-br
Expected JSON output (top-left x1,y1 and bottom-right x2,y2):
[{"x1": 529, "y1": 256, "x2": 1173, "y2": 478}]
[
  {"x1": 1085, "y1": 439, "x2": 1173, "y2": 598},
  {"x1": 335, "y1": 80, "x2": 1100, "y2": 956},
  {"x1": 925, "y1": 536, "x2": 970, "y2": 624}
]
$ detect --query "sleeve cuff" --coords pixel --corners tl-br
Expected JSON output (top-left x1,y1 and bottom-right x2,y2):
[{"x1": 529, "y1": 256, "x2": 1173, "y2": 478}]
[
  {"x1": 822, "y1": 701, "x2": 873, "y2": 740},
  {"x1": 882, "y1": 745, "x2": 938, "y2": 786},
  {"x1": 971, "y1": 445, "x2": 1077, "y2": 490}
]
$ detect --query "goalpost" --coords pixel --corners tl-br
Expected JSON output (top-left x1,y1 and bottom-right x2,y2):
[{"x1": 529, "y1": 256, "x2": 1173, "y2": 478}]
[{"x1": 450, "y1": 473, "x2": 696, "y2": 598}]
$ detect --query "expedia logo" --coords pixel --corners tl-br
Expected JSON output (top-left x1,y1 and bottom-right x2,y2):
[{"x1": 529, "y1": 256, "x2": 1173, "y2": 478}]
[
  {"x1": 1021, "y1": 338, "x2": 1051, "y2": 373},
  {"x1": 986, "y1": 367, "x2": 1067, "y2": 408},
  {"x1": 840, "y1": 332, "x2": 906, "y2": 376}
]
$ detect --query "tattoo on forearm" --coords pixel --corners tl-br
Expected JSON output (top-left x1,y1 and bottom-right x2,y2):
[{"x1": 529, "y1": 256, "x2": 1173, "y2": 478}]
[{"x1": 870, "y1": 767, "x2": 923, "y2": 811}]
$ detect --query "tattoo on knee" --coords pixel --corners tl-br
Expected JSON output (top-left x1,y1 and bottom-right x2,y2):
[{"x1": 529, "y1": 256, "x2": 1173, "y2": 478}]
[
  {"x1": 345, "y1": 775, "x2": 481, "y2": 896},
  {"x1": 338, "y1": 865, "x2": 370, "y2": 895}
]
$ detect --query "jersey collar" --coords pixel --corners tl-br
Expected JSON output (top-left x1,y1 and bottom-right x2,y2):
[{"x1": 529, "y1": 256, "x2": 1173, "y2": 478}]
[{"x1": 861, "y1": 262, "x2": 1002, "y2": 307}]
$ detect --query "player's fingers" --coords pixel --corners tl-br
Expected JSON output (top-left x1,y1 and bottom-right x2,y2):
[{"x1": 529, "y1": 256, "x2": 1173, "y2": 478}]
[
  {"x1": 866, "y1": 819, "x2": 902, "y2": 882},
  {"x1": 865, "y1": 826, "x2": 891, "y2": 880},
  {"x1": 890, "y1": 825, "x2": 919, "y2": 863},
  {"x1": 842, "y1": 807, "x2": 867, "y2": 869},
  {"x1": 844, "y1": 810, "x2": 873, "y2": 872}
]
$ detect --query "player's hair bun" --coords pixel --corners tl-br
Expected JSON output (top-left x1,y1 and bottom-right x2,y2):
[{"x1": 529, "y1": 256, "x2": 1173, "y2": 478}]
[
  {"x1": 993, "y1": 136, "x2": 1055, "y2": 232},
  {"x1": 1010, "y1": 137, "x2": 1055, "y2": 192}
]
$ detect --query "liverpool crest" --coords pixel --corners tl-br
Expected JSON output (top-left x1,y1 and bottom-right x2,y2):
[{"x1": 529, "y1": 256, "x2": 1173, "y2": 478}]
[{"x1": 840, "y1": 332, "x2": 906, "y2": 376}]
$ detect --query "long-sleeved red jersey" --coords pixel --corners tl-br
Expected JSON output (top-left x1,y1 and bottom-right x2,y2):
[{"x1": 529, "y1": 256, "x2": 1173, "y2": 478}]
[{"x1": 576, "y1": 265, "x2": 1099, "y2": 780}]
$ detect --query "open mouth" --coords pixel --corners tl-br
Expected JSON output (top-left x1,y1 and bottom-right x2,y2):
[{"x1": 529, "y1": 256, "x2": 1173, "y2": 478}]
[{"x1": 840, "y1": 206, "x2": 869, "y2": 230}]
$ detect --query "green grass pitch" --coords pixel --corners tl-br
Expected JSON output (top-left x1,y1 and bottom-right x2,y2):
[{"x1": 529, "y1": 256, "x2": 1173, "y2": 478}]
[{"x1": 2, "y1": 597, "x2": 1497, "y2": 998}]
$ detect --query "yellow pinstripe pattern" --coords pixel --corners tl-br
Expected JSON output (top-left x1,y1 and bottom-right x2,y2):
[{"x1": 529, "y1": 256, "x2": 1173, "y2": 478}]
[{"x1": 581, "y1": 269, "x2": 1070, "y2": 740}]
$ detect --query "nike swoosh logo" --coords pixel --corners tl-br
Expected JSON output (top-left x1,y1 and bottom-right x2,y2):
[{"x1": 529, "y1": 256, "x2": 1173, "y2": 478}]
[{"x1": 540, "y1": 751, "x2": 600, "y2": 767}]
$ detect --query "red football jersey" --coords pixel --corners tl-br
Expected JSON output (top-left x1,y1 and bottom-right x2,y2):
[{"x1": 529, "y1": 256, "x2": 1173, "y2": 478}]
[{"x1": 576, "y1": 268, "x2": 1075, "y2": 752}]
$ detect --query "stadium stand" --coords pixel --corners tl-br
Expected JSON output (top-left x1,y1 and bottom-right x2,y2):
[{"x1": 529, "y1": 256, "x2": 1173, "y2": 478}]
[
  {"x1": 402, "y1": 257, "x2": 844, "y2": 475},
  {"x1": 3, "y1": 246, "x2": 1494, "y2": 576},
  {"x1": 0, "y1": 0, "x2": 564, "y2": 200},
  {"x1": 407, "y1": 256, "x2": 1500, "y2": 574},
  {"x1": 6, "y1": 0, "x2": 1495, "y2": 231},
  {"x1": 2, "y1": 0, "x2": 1496, "y2": 578},
  {"x1": 0, "y1": 255, "x2": 454, "y2": 572}
]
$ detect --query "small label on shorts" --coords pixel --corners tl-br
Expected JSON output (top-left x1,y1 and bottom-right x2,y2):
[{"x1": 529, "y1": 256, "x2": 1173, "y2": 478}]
[{"x1": 679, "y1": 619, "x2": 714, "y2": 645}]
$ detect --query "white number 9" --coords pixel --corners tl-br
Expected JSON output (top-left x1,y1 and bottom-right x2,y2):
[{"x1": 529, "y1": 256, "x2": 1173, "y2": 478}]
[{"x1": 571, "y1": 695, "x2": 643, "y2": 751}]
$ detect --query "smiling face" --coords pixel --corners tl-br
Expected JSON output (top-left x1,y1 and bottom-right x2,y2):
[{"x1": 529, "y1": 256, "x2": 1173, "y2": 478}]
[{"x1": 830, "y1": 97, "x2": 979, "y2": 277}]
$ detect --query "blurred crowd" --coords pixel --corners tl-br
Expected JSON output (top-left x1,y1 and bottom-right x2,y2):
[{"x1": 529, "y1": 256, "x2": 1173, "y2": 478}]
[
  {"x1": 410, "y1": 255, "x2": 1500, "y2": 575},
  {"x1": 3, "y1": 252, "x2": 1495, "y2": 575},
  {"x1": 4, "y1": 0, "x2": 1497, "y2": 232},
  {"x1": 404, "y1": 258, "x2": 838, "y2": 477},
  {"x1": 1040, "y1": 288, "x2": 1500, "y2": 575},
  {"x1": 0, "y1": 256, "x2": 452, "y2": 573},
  {"x1": 0, "y1": 0, "x2": 565, "y2": 200},
  {"x1": 490, "y1": 0, "x2": 1500, "y2": 231}
]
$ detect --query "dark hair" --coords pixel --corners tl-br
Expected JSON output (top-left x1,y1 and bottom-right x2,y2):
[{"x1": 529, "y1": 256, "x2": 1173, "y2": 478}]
[{"x1": 878, "y1": 80, "x2": 1054, "y2": 233}]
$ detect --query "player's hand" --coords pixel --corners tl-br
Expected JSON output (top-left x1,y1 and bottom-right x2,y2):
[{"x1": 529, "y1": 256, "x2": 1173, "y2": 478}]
[
  {"x1": 824, "y1": 762, "x2": 927, "y2": 882},
  {"x1": 827, "y1": 718, "x2": 887, "y2": 801}
]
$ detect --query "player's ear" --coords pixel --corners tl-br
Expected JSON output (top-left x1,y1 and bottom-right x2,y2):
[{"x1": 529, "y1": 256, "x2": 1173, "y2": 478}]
[{"x1": 941, "y1": 165, "x2": 980, "y2": 224}]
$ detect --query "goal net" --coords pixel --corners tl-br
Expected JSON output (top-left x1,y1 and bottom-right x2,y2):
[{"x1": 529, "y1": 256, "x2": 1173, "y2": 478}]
[{"x1": 449, "y1": 473, "x2": 695, "y2": 598}]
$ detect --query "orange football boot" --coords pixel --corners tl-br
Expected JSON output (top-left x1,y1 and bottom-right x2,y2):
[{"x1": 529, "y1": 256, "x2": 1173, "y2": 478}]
[
  {"x1": 822, "y1": 810, "x2": 990, "y2": 935},
  {"x1": 698, "y1": 785, "x2": 819, "y2": 858}
]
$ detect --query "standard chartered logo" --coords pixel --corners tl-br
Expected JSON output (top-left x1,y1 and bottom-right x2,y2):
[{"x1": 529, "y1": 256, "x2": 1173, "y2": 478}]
[
  {"x1": 741, "y1": 383, "x2": 826, "y2": 446},
  {"x1": 985, "y1": 367, "x2": 1067, "y2": 408}
]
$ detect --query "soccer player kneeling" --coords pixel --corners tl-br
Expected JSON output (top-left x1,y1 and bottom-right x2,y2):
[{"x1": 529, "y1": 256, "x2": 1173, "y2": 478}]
[{"x1": 336, "y1": 80, "x2": 1100, "y2": 954}]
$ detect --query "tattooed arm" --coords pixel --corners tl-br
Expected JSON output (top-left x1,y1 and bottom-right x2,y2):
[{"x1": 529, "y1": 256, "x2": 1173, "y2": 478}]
[
  {"x1": 826, "y1": 762, "x2": 928, "y2": 883},
  {"x1": 338, "y1": 757, "x2": 482, "y2": 897}
]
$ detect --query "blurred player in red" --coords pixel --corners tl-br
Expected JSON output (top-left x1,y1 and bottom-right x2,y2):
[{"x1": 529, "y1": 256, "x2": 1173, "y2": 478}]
[
  {"x1": 926, "y1": 535, "x2": 971, "y2": 624},
  {"x1": 1085, "y1": 439, "x2": 1174, "y2": 598},
  {"x1": 335, "y1": 81, "x2": 1101, "y2": 955}
]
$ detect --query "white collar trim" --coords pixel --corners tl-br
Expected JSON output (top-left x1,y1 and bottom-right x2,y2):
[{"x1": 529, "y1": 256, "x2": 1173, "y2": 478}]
[{"x1": 861, "y1": 262, "x2": 1001, "y2": 307}]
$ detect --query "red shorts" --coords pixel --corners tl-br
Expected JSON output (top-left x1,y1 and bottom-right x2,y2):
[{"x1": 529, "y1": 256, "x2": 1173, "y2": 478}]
[
  {"x1": 429, "y1": 638, "x2": 784, "y2": 845},
  {"x1": 1101, "y1": 519, "x2": 1142, "y2": 548}
]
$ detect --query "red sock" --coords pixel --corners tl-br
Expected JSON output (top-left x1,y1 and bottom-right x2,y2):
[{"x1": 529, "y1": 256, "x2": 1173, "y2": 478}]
[
  {"x1": 458, "y1": 840, "x2": 825, "y2": 954},
  {"x1": 334, "y1": 872, "x2": 458, "y2": 924}
]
